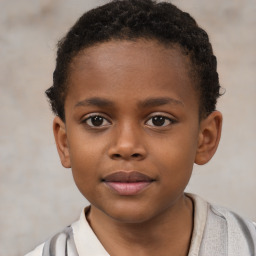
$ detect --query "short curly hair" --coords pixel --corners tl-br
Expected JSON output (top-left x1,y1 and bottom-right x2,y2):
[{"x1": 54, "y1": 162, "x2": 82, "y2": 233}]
[{"x1": 46, "y1": 0, "x2": 221, "y2": 121}]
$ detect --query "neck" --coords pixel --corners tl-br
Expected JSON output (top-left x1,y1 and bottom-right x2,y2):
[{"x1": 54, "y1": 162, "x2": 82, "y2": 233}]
[{"x1": 87, "y1": 194, "x2": 194, "y2": 256}]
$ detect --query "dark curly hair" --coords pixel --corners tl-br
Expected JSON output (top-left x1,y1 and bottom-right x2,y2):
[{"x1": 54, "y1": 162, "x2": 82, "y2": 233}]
[{"x1": 46, "y1": 0, "x2": 221, "y2": 121}]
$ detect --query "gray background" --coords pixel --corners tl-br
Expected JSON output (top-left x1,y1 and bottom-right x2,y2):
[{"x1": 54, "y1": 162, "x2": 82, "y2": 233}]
[{"x1": 0, "y1": 0, "x2": 255, "y2": 255}]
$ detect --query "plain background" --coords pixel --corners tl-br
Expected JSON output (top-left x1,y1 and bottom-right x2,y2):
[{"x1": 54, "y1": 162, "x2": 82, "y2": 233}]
[{"x1": 0, "y1": 0, "x2": 255, "y2": 255}]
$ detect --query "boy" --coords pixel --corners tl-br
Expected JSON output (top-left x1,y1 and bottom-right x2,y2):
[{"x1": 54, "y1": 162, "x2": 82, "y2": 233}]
[{"x1": 26, "y1": 0, "x2": 256, "y2": 255}]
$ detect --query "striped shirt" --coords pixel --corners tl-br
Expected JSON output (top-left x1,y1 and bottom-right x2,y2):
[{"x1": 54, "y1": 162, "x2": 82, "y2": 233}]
[{"x1": 25, "y1": 194, "x2": 256, "y2": 256}]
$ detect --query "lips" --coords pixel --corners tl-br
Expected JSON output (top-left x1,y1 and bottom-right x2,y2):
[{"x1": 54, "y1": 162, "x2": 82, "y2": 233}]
[{"x1": 102, "y1": 171, "x2": 155, "y2": 195}]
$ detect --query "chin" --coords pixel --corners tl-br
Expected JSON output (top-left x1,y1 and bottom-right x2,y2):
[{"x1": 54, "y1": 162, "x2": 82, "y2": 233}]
[{"x1": 101, "y1": 202, "x2": 158, "y2": 224}]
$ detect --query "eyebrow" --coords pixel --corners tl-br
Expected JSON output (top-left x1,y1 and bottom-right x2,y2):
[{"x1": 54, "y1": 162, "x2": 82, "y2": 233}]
[
  {"x1": 138, "y1": 97, "x2": 184, "y2": 108},
  {"x1": 75, "y1": 97, "x2": 114, "y2": 108},
  {"x1": 75, "y1": 96, "x2": 184, "y2": 109}
]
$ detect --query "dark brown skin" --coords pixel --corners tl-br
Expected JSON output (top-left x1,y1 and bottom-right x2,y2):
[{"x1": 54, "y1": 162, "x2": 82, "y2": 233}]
[{"x1": 53, "y1": 40, "x2": 222, "y2": 256}]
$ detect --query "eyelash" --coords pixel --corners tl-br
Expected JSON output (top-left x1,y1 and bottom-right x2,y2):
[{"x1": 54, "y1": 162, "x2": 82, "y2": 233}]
[
  {"x1": 81, "y1": 114, "x2": 176, "y2": 128},
  {"x1": 145, "y1": 115, "x2": 175, "y2": 127},
  {"x1": 82, "y1": 114, "x2": 111, "y2": 128}
]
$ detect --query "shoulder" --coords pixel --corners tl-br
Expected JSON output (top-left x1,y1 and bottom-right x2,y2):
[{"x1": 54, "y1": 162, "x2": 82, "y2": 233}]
[
  {"x1": 188, "y1": 193, "x2": 256, "y2": 235},
  {"x1": 24, "y1": 226, "x2": 78, "y2": 256},
  {"x1": 24, "y1": 243, "x2": 44, "y2": 256},
  {"x1": 205, "y1": 201, "x2": 256, "y2": 255},
  {"x1": 187, "y1": 193, "x2": 256, "y2": 256},
  {"x1": 209, "y1": 203, "x2": 256, "y2": 234},
  {"x1": 24, "y1": 206, "x2": 109, "y2": 256}
]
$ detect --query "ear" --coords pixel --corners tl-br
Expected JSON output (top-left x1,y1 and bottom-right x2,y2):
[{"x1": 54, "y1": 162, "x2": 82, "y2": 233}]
[
  {"x1": 53, "y1": 116, "x2": 71, "y2": 168},
  {"x1": 195, "y1": 111, "x2": 222, "y2": 165}
]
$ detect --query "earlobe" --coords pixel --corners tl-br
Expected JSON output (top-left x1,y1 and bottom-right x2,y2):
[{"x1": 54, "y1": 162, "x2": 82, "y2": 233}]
[
  {"x1": 53, "y1": 116, "x2": 71, "y2": 168},
  {"x1": 195, "y1": 111, "x2": 222, "y2": 165}
]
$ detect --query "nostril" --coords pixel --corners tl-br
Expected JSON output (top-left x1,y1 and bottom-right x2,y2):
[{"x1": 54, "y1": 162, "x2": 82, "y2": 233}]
[
  {"x1": 112, "y1": 153, "x2": 121, "y2": 159},
  {"x1": 111, "y1": 153, "x2": 141, "y2": 159}
]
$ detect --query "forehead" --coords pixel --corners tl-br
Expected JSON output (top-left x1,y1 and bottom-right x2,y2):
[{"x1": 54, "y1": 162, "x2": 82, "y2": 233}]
[
  {"x1": 71, "y1": 40, "x2": 192, "y2": 78},
  {"x1": 66, "y1": 40, "x2": 198, "y2": 111}
]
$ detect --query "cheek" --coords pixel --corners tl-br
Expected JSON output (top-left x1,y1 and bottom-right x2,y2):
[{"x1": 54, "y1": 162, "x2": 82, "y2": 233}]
[
  {"x1": 150, "y1": 128, "x2": 199, "y2": 180},
  {"x1": 70, "y1": 152, "x2": 101, "y2": 203},
  {"x1": 67, "y1": 138, "x2": 102, "y2": 184},
  {"x1": 68, "y1": 130, "x2": 106, "y2": 164},
  {"x1": 152, "y1": 129, "x2": 199, "y2": 163},
  {"x1": 67, "y1": 131, "x2": 112, "y2": 191}
]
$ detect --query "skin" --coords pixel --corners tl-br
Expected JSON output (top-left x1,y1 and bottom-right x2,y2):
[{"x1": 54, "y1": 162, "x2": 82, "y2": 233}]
[{"x1": 53, "y1": 40, "x2": 222, "y2": 256}]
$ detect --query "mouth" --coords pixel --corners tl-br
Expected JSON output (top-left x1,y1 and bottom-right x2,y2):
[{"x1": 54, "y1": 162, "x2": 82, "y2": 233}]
[{"x1": 102, "y1": 171, "x2": 155, "y2": 196}]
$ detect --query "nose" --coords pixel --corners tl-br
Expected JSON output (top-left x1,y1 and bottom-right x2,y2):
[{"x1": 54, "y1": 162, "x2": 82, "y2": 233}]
[{"x1": 108, "y1": 123, "x2": 147, "y2": 161}]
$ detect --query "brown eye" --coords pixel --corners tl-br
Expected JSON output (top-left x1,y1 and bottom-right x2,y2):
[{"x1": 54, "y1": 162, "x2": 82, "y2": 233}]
[
  {"x1": 84, "y1": 115, "x2": 110, "y2": 127},
  {"x1": 146, "y1": 115, "x2": 172, "y2": 127}
]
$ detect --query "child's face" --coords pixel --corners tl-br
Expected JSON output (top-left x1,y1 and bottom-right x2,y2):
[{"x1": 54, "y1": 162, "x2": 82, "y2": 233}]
[{"x1": 56, "y1": 40, "x2": 205, "y2": 222}]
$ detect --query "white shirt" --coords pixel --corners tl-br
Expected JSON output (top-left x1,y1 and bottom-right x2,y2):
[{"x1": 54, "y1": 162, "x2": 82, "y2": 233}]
[{"x1": 25, "y1": 194, "x2": 256, "y2": 256}]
